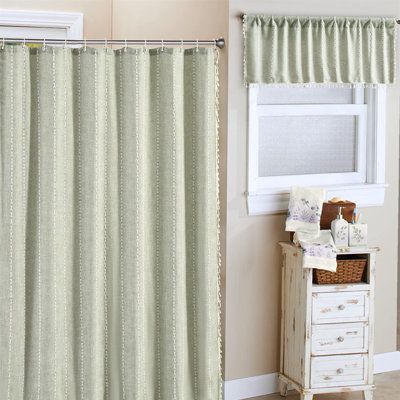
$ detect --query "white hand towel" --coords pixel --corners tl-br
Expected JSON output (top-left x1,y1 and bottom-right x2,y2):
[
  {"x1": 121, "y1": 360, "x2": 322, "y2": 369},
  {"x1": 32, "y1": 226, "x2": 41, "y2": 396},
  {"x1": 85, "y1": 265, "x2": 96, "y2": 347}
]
[
  {"x1": 285, "y1": 186, "x2": 325, "y2": 235},
  {"x1": 293, "y1": 230, "x2": 337, "y2": 272}
]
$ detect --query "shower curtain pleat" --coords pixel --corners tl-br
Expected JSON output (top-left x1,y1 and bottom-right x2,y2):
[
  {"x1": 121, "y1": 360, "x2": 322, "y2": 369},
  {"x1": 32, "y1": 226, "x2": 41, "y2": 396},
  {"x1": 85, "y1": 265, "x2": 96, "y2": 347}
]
[{"x1": 0, "y1": 45, "x2": 220, "y2": 400}]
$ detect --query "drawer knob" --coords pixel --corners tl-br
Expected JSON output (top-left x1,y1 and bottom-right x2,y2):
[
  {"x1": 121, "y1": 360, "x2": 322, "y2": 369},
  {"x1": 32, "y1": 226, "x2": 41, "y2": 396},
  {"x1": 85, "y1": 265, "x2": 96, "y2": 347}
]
[
  {"x1": 337, "y1": 368, "x2": 344, "y2": 374},
  {"x1": 338, "y1": 304, "x2": 346, "y2": 310},
  {"x1": 337, "y1": 336, "x2": 345, "y2": 342}
]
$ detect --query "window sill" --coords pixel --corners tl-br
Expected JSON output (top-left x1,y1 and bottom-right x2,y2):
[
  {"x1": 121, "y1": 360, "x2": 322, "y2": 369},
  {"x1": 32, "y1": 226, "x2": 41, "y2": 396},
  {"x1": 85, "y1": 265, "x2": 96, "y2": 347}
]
[{"x1": 247, "y1": 183, "x2": 388, "y2": 216}]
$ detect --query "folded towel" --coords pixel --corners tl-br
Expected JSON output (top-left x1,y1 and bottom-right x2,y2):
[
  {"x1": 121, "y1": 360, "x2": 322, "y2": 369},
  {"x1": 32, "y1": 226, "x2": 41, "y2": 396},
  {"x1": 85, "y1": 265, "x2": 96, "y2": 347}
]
[
  {"x1": 293, "y1": 230, "x2": 337, "y2": 272},
  {"x1": 285, "y1": 186, "x2": 325, "y2": 235}
]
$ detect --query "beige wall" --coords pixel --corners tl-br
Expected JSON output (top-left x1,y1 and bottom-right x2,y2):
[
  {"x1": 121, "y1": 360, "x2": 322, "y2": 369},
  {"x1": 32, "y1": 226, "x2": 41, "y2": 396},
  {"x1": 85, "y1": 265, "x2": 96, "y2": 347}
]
[
  {"x1": 0, "y1": 1, "x2": 228, "y2": 52},
  {"x1": 226, "y1": 0, "x2": 400, "y2": 381},
  {"x1": 0, "y1": 0, "x2": 112, "y2": 37}
]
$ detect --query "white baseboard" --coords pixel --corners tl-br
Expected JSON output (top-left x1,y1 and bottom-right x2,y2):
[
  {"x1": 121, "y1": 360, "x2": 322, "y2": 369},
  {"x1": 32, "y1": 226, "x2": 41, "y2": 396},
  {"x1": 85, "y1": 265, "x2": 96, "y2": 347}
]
[
  {"x1": 224, "y1": 351, "x2": 400, "y2": 400},
  {"x1": 224, "y1": 373, "x2": 279, "y2": 400},
  {"x1": 374, "y1": 351, "x2": 400, "y2": 374}
]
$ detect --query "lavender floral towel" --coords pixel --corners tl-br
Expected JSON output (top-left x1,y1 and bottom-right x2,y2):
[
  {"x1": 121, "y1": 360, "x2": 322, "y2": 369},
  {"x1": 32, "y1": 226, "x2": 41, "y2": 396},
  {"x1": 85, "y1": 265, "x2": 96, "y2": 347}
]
[
  {"x1": 293, "y1": 230, "x2": 337, "y2": 272},
  {"x1": 285, "y1": 186, "x2": 326, "y2": 234}
]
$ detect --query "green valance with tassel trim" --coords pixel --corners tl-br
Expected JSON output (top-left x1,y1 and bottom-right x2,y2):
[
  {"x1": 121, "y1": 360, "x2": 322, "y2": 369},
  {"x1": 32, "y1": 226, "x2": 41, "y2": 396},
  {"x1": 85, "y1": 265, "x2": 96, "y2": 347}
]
[{"x1": 243, "y1": 15, "x2": 397, "y2": 85}]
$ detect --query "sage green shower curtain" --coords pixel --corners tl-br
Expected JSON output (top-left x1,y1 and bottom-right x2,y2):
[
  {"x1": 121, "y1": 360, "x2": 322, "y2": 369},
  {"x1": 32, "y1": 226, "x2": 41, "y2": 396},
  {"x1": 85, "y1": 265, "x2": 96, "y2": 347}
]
[{"x1": 0, "y1": 45, "x2": 221, "y2": 400}]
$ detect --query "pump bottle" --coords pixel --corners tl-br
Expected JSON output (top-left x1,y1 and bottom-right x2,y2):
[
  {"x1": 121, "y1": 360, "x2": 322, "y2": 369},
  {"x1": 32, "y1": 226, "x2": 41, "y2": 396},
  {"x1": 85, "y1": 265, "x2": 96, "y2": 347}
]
[{"x1": 331, "y1": 206, "x2": 349, "y2": 249}]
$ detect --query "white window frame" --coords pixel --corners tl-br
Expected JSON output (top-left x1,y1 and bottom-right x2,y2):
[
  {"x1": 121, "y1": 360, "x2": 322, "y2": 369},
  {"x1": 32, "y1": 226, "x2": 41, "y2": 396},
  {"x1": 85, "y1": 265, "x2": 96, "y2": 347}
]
[
  {"x1": 247, "y1": 85, "x2": 387, "y2": 215},
  {"x1": 0, "y1": 10, "x2": 83, "y2": 40}
]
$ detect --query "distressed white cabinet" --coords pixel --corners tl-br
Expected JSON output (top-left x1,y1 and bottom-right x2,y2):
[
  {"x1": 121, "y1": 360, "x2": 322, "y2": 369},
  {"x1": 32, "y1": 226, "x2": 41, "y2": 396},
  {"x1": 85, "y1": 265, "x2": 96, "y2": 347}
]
[{"x1": 278, "y1": 242, "x2": 378, "y2": 400}]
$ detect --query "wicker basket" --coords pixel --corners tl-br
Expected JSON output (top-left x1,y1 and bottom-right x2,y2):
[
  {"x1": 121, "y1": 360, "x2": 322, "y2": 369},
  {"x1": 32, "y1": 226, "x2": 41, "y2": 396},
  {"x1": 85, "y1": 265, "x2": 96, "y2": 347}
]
[{"x1": 313, "y1": 258, "x2": 367, "y2": 285}]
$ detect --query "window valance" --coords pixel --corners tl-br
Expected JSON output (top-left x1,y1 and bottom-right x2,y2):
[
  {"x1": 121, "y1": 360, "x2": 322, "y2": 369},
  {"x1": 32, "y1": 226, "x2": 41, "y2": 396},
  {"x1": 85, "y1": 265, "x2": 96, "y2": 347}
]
[{"x1": 243, "y1": 15, "x2": 397, "y2": 85}]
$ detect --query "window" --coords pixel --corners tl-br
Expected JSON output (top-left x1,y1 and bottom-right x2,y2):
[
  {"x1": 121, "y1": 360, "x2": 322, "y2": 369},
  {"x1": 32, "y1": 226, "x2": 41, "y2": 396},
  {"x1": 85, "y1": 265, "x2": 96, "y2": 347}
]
[{"x1": 247, "y1": 85, "x2": 387, "y2": 215}]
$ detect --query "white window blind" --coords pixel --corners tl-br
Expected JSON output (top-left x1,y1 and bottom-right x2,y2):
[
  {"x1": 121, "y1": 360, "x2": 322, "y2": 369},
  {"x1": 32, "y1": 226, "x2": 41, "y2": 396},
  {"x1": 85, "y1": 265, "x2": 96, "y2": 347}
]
[
  {"x1": 257, "y1": 87, "x2": 354, "y2": 105},
  {"x1": 258, "y1": 115, "x2": 357, "y2": 177}
]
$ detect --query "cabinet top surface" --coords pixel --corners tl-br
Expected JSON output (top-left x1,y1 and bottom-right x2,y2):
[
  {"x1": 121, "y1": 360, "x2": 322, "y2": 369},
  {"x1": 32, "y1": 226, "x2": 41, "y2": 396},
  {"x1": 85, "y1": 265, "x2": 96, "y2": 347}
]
[{"x1": 279, "y1": 241, "x2": 380, "y2": 254}]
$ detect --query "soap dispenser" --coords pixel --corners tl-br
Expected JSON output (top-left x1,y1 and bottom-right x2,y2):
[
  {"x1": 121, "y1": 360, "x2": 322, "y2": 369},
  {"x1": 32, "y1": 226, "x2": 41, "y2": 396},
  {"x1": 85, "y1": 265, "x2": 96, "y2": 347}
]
[{"x1": 331, "y1": 206, "x2": 348, "y2": 249}]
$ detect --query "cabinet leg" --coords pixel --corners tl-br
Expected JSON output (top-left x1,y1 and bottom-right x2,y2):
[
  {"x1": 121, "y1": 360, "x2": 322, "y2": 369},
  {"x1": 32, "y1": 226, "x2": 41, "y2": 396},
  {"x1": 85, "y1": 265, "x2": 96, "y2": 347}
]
[
  {"x1": 278, "y1": 380, "x2": 288, "y2": 397},
  {"x1": 363, "y1": 390, "x2": 373, "y2": 400},
  {"x1": 300, "y1": 395, "x2": 313, "y2": 400}
]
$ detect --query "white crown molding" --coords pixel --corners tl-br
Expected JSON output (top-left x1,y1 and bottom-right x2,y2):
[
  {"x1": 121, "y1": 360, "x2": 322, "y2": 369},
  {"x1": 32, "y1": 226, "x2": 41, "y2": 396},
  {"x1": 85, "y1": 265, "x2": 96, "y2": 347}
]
[
  {"x1": 0, "y1": 10, "x2": 83, "y2": 39},
  {"x1": 224, "y1": 351, "x2": 400, "y2": 400}
]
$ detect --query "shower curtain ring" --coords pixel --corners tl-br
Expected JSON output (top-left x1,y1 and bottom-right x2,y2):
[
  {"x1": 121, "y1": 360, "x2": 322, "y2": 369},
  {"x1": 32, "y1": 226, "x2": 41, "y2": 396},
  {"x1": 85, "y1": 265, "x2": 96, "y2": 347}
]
[
  {"x1": 43, "y1": 38, "x2": 46, "y2": 51},
  {"x1": 64, "y1": 38, "x2": 67, "y2": 49},
  {"x1": 84, "y1": 39, "x2": 87, "y2": 51},
  {"x1": 104, "y1": 38, "x2": 108, "y2": 50},
  {"x1": 196, "y1": 39, "x2": 199, "y2": 52},
  {"x1": 181, "y1": 39, "x2": 184, "y2": 52},
  {"x1": 144, "y1": 39, "x2": 147, "y2": 53},
  {"x1": 124, "y1": 38, "x2": 128, "y2": 52},
  {"x1": 1, "y1": 38, "x2": 4, "y2": 49},
  {"x1": 161, "y1": 39, "x2": 164, "y2": 52},
  {"x1": 23, "y1": 38, "x2": 26, "y2": 48}
]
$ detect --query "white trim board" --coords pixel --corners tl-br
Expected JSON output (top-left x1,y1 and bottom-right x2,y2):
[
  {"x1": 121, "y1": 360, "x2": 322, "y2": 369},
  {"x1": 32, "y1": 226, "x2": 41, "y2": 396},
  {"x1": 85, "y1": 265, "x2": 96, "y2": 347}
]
[
  {"x1": 0, "y1": 10, "x2": 83, "y2": 39},
  {"x1": 224, "y1": 373, "x2": 279, "y2": 400},
  {"x1": 247, "y1": 183, "x2": 388, "y2": 216},
  {"x1": 374, "y1": 351, "x2": 400, "y2": 374},
  {"x1": 224, "y1": 351, "x2": 400, "y2": 400}
]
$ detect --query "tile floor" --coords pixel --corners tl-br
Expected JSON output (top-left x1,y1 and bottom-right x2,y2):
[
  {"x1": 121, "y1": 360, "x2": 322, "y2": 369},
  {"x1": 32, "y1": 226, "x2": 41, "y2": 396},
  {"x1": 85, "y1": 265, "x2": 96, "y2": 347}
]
[{"x1": 248, "y1": 371, "x2": 400, "y2": 400}]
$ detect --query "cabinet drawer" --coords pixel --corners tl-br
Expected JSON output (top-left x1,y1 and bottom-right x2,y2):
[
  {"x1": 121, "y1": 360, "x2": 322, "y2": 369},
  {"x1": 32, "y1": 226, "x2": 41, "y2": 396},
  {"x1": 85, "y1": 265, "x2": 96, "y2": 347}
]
[
  {"x1": 311, "y1": 354, "x2": 368, "y2": 388},
  {"x1": 311, "y1": 323, "x2": 368, "y2": 356},
  {"x1": 312, "y1": 291, "x2": 369, "y2": 324}
]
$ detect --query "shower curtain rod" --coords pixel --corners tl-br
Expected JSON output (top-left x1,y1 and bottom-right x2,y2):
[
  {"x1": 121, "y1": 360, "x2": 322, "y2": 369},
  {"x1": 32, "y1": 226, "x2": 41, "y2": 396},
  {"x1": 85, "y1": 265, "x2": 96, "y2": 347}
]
[{"x1": 1, "y1": 37, "x2": 226, "y2": 49}]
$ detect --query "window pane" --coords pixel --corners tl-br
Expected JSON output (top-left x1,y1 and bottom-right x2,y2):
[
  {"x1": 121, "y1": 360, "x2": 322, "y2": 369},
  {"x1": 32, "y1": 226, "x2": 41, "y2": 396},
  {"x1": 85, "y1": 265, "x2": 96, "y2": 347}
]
[
  {"x1": 258, "y1": 115, "x2": 357, "y2": 177},
  {"x1": 257, "y1": 86, "x2": 354, "y2": 105}
]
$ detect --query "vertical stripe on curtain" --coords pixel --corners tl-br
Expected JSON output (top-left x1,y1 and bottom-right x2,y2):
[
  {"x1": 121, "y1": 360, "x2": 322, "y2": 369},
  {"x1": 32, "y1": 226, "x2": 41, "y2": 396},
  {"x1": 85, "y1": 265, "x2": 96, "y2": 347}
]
[{"x1": 0, "y1": 44, "x2": 221, "y2": 400}]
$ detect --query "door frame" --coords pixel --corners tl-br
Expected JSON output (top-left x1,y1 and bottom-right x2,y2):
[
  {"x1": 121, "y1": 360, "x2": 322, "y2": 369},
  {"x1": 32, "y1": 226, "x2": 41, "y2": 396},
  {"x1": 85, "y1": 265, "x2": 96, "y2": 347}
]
[{"x1": 0, "y1": 9, "x2": 83, "y2": 39}]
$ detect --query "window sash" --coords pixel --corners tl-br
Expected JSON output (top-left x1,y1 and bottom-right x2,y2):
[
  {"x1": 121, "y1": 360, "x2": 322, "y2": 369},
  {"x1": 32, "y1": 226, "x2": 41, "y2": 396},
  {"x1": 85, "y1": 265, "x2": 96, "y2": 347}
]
[{"x1": 248, "y1": 92, "x2": 367, "y2": 193}]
